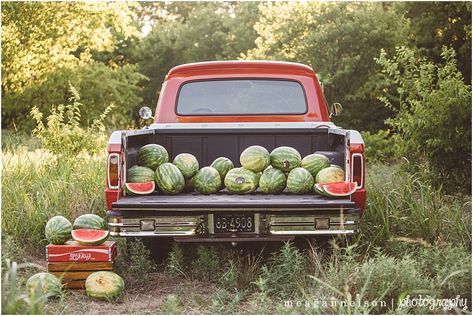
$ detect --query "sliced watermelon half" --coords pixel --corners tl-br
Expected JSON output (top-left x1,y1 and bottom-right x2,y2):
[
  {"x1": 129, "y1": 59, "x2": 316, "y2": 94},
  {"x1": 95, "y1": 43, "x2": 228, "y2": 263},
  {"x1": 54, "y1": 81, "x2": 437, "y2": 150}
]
[
  {"x1": 322, "y1": 182, "x2": 357, "y2": 197},
  {"x1": 72, "y1": 229, "x2": 109, "y2": 246},
  {"x1": 124, "y1": 181, "x2": 155, "y2": 195}
]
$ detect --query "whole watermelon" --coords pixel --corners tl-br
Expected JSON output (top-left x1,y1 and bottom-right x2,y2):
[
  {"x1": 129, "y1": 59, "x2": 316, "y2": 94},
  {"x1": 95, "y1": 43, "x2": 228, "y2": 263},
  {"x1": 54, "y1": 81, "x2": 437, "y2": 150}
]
[
  {"x1": 259, "y1": 167, "x2": 286, "y2": 194},
  {"x1": 210, "y1": 157, "x2": 234, "y2": 180},
  {"x1": 193, "y1": 167, "x2": 222, "y2": 194},
  {"x1": 45, "y1": 216, "x2": 72, "y2": 245},
  {"x1": 270, "y1": 146, "x2": 301, "y2": 172},
  {"x1": 127, "y1": 165, "x2": 155, "y2": 183},
  {"x1": 137, "y1": 144, "x2": 169, "y2": 170},
  {"x1": 155, "y1": 163, "x2": 185, "y2": 194},
  {"x1": 224, "y1": 168, "x2": 258, "y2": 194},
  {"x1": 287, "y1": 167, "x2": 315, "y2": 194},
  {"x1": 173, "y1": 153, "x2": 199, "y2": 179},
  {"x1": 301, "y1": 154, "x2": 330, "y2": 178},
  {"x1": 73, "y1": 214, "x2": 108, "y2": 230},
  {"x1": 85, "y1": 271, "x2": 124, "y2": 300},
  {"x1": 315, "y1": 166, "x2": 345, "y2": 183},
  {"x1": 26, "y1": 273, "x2": 62, "y2": 297},
  {"x1": 240, "y1": 145, "x2": 270, "y2": 172}
]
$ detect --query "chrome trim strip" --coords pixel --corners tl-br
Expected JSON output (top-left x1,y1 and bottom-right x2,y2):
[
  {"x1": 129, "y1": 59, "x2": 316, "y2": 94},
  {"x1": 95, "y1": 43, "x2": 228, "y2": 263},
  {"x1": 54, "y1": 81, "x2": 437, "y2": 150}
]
[
  {"x1": 110, "y1": 231, "x2": 195, "y2": 237},
  {"x1": 270, "y1": 230, "x2": 355, "y2": 235},
  {"x1": 112, "y1": 207, "x2": 353, "y2": 211}
]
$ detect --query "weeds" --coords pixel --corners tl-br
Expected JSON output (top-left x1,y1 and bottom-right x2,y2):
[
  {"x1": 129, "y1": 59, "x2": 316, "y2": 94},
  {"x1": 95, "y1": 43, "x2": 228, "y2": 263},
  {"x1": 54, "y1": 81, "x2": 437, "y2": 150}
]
[
  {"x1": 160, "y1": 294, "x2": 183, "y2": 314},
  {"x1": 127, "y1": 239, "x2": 157, "y2": 286},
  {"x1": 190, "y1": 245, "x2": 221, "y2": 282},
  {"x1": 165, "y1": 243, "x2": 186, "y2": 278}
]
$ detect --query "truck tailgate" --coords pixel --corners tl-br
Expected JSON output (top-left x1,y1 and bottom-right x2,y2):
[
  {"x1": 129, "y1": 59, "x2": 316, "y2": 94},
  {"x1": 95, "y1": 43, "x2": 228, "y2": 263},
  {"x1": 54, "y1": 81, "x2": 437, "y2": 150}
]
[{"x1": 112, "y1": 192, "x2": 354, "y2": 211}]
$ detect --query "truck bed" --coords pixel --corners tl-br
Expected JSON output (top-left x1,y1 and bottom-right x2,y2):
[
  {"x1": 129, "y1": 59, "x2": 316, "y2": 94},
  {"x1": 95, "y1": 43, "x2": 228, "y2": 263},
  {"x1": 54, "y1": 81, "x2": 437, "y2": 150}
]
[{"x1": 112, "y1": 191, "x2": 354, "y2": 212}]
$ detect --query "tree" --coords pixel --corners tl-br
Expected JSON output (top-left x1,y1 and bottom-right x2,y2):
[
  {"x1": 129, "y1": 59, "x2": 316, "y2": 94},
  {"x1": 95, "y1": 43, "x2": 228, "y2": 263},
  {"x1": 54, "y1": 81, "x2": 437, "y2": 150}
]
[{"x1": 245, "y1": 2, "x2": 411, "y2": 131}]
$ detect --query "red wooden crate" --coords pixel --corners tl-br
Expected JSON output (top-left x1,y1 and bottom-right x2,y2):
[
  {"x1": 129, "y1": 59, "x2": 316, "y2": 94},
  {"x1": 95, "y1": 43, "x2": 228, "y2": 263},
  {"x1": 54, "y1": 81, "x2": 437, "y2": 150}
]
[{"x1": 46, "y1": 241, "x2": 117, "y2": 262}]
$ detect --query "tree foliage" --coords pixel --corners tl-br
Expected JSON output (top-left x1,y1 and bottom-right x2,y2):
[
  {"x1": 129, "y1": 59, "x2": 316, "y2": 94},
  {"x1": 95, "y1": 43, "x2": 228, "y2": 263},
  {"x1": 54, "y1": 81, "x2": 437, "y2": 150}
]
[{"x1": 376, "y1": 46, "x2": 471, "y2": 191}]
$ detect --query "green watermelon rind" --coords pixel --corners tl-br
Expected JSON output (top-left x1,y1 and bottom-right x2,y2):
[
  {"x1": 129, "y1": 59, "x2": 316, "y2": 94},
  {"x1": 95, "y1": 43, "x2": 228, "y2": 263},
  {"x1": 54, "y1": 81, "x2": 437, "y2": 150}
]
[
  {"x1": 124, "y1": 181, "x2": 155, "y2": 195},
  {"x1": 323, "y1": 182, "x2": 357, "y2": 197},
  {"x1": 224, "y1": 167, "x2": 258, "y2": 194},
  {"x1": 127, "y1": 165, "x2": 156, "y2": 183},
  {"x1": 85, "y1": 271, "x2": 125, "y2": 300},
  {"x1": 211, "y1": 157, "x2": 234, "y2": 180},
  {"x1": 259, "y1": 168, "x2": 287, "y2": 194},
  {"x1": 301, "y1": 153, "x2": 330, "y2": 178},
  {"x1": 173, "y1": 153, "x2": 199, "y2": 179},
  {"x1": 45, "y1": 216, "x2": 72, "y2": 245},
  {"x1": 72, "y1": 229, "x2": 109, "y2": 246},
  {"x1": 286, "y1": 167, "x2": 315, "y2": 194},
  {"x1": 193, "y1": 166, "x2": 222, "y2": 194},
  {"x1": 155, "y1": 163, "x2": 185, "y2": 194},
  {"x1": 240, "y1": 145, "x2": 270, "y2": 173},
  {"x1": 270, "y1": 146, "x2": 302, "y2": 172},
  {"x1": 315, "y1": 166, "x2": 345, "y2": 183},
  {"x1": 137, "y1": 144, "x2": 169, "y2": 170},
  {"x1": 73, "y1": 214, "x2": 108, "y2": 230},
  {"x1": 26, "y1": 272, "x2": 62, "y2": 298}
]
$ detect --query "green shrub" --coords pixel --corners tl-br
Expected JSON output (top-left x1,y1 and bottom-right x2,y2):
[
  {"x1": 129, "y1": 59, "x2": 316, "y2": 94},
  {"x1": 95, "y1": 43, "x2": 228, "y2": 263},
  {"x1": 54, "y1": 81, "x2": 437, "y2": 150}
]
[
  {"x1": 361, "y1": 130, "x2": 398, "y2": 162},
  {"x1": 190, "y1": 245, "x2": 222, "y2": 282},
  {"x1": 376, "y1": 46, "x2": 471, "y2": 192},
  {"x1": 165, "y1": 243, "x2": 186, "y2": 278},
  {"x1": 127, "y1": 239, "x2": 157, "y2": 286},
  {"x1": 30, "y1": 83, "x2": 113, "y2": 160}
]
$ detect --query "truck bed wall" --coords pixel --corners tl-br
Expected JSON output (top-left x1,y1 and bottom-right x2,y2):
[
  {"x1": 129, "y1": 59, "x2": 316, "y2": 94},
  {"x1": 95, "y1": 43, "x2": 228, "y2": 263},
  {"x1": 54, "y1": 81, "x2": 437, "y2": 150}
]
[{"x1": 124, "y1": 128, "x2": 346, "y2": 170}]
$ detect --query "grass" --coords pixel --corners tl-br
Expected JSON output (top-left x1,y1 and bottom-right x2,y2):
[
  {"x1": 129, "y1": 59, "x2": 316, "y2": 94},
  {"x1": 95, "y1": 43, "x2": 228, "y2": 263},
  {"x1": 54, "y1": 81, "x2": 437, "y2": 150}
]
[{"x1": 1, "y1": 131, "x2": 471, "y2": 314}]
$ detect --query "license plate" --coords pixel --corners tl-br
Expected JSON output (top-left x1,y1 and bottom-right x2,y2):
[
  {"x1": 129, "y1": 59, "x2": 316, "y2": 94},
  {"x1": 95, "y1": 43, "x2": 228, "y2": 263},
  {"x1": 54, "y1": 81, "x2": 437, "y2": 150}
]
[{"x1": 214, "y1": 214, "x2": 255, "y2": 233}]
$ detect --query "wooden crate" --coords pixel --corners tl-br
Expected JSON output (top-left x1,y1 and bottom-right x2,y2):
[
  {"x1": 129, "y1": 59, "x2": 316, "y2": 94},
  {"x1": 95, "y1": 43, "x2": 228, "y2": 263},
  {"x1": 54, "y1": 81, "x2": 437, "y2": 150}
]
[{"x1": 48, "y1": 261, "x2": 114, "y2": 289}]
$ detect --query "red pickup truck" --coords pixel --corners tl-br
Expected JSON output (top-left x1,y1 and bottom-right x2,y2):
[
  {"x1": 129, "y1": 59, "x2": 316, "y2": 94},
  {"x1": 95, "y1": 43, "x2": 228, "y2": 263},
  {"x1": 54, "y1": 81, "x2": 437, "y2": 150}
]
[{"x1": 105, "y1": 61, "x2": 366, "y2": 243}]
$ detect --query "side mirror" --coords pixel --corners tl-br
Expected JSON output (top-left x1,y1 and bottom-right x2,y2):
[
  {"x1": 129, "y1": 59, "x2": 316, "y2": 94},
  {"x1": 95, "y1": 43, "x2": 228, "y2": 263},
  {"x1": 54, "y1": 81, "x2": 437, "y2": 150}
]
[
  {"x1": 139, "y1": 106, "x2": 154, "y2": 120},
  {"x1": 329, "y1": 102, "x2": 342, "y2": 117}
]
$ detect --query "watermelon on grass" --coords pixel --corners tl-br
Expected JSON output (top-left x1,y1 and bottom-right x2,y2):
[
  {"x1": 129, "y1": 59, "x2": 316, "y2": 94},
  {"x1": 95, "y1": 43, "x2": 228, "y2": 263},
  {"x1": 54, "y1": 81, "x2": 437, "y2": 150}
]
[
  {"x1": 137, "y1": 144, "x2": 168, "y2": 170},
  {"x1": 72, "y1": 229, "x2": 109, "y2": 246},
  {"x1": 287, "y1": 167, "x2": 314, "y2": 194},
  {"x1": 240, "y1": 146, "x2": 270, "y2": 172},
  {"x1": 259, "y1": 167, "x2": 286, "y2": 194},
  {"x1": 85, "y1": 271, "x2": 125, "y2": 300},
  {"x1": 173, "y1": 153, "x2": 199, "y2": 179},
  {"x1": 270, "y1": 146, "x2": 301, "y2": 172},
  {"x1": 73, "y1": 214, "x2": 108, "y2": 230},
  {"x1": 322, "y1": 182, "x2": 357, "y2": 197},
  {"x1": 211, "y1": 157, "x2": 234, "y2": 180},
  {"x1": 315, "y1": 166, "x2": 345, "y2": 183},
  {"x1": 26, "y1": 272, "x2": 62, "y2": 298},
  {"x1": 124, "y1": 181, "x2": 155, "y2": 195},
  {"x1": 155, "y1": 163, "x2": 185, "y2": 194},
  {"x1": 45, "y1": 216, "x2": 72, "y2": 245},
  {"x1": 127, "y1": 165, "x2": 155, "y2": 183},
  {"x1": 224, "y1": 168, "x2": 258, "y2": 194},
  {"x1": 193, "y1": 167, "x2": 222, "y2": 194},
  {"x1": 301, "y1": 154, "x2": 330, "y2": 178}
]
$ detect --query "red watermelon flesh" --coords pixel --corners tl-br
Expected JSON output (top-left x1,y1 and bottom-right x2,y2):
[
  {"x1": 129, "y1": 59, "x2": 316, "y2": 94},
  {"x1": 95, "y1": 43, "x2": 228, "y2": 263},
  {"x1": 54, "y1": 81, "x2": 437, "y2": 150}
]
[
  {"x1": 72, "y1": 229, "x2": 109, "y2": 246},
  {"x1": 322, "y1": 182, "x2": 357, "y2": 197},
  {"x1": 124, "y1": 181, "x2": 155, "y2": 195}
]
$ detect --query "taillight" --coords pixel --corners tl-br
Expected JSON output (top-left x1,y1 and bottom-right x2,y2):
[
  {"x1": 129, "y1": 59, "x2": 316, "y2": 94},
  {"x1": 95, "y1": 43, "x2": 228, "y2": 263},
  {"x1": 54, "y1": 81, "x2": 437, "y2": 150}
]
[
  {"x1": 107, "y1": 153, "x2": 120, "y2": 189},
  {"x1": 351, "y1": 153, "x2": 363, "y2": 189}
]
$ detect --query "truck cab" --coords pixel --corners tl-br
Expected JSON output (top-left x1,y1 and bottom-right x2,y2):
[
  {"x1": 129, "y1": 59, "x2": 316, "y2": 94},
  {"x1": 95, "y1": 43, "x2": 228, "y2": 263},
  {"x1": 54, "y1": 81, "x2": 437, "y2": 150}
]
[{"x1": 105, "y1": 61, "x2": 366, "y2": 243}]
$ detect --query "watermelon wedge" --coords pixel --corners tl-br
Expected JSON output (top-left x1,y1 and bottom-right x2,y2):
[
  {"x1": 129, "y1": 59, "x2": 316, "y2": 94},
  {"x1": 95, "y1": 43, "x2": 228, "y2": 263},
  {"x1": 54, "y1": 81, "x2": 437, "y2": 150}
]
[
  {"x1": 72, "y1": 229, "x2": 109, "y2": 246},
  {"x1": 322, "y1": 182, "x2": 357, "y2": 197},
  {"x1": 124, "y1": 181, "x2": 155, "y2": 195}
]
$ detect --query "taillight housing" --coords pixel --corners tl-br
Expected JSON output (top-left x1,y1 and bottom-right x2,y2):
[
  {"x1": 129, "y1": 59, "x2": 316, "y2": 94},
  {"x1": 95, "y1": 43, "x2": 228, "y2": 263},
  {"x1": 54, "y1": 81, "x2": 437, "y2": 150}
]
[
  {"x1": 107, "y1": 153, "x2": 120, "y2": 189},
  {"x1": 351, "y1": 153, "x2": 364, "y2": 189}
]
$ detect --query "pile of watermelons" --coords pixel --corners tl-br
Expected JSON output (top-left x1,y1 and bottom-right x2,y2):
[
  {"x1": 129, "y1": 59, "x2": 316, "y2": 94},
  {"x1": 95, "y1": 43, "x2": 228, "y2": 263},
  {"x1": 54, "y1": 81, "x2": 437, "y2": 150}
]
[
  {"x1": 126, "y1": 144, "x2": 357, "y2": 197},
  {"x1": 31, "y1": 214, "x2": 125, "y2": 300}
]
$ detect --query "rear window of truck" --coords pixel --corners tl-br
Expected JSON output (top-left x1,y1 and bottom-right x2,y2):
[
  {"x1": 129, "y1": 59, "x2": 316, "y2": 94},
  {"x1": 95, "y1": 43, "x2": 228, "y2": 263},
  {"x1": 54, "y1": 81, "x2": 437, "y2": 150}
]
[{"x1": 176, "y1": 79, "x2": 307, "y2": 115}]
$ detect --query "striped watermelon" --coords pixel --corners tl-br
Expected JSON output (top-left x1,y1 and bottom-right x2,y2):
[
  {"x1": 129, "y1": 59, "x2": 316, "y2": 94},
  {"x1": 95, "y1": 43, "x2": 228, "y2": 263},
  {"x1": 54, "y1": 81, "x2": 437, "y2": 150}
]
[
  {"x1": 173, "y1": 153, "x2": 199, "y2": 179},
  {"x1": 210, "y1": 157, "x2": 234, "y2": 180},
  {"x1": 240, "y1": 145, "x2": 270, "y2": 172},
  {"x1": 287, "y1": 167, "x2": 315, "y2": 194},
  {"x1": 137, "y1": 144, "x2": 169, "y2": 170},
  {"x1": 85, "y1": 271, "x2": 125, "y2": 300},
  {"x1": 26, "y1": 273, "x2": 62, "y2": 297},
  {"x1": 124, "y1": 181, "x2": 155, "y2": 195},
  {"x1": 259, "y1": 167, "x2": 286, "y2": 194},
  {"x1": 270, "y1": 146, "x2": 301, "y2": 172},
  {"x1": 301, "y1": 154, "x2": 330, "y2": 178},
  {"x1": 224, "y1": 168, "x2": 258, "y2": 194},
  {"x1": 193, "y1": 167, "x2": 222, "y2": 194},
  {"x1": 315, "y1": 166, "x2": 345, "y2": 183},
  {"x1": 45, "y1": 216, "x2": 72, "y2": 245},
  {"x1": 155, "y1": 163, "x2": 185, "y2": 194},
  {"x1": 73, "y1": 214, "x2": 108, "y2": 230},
  {"x1": 127, "y1": 165, "x2": 155, "y2": 183}
]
